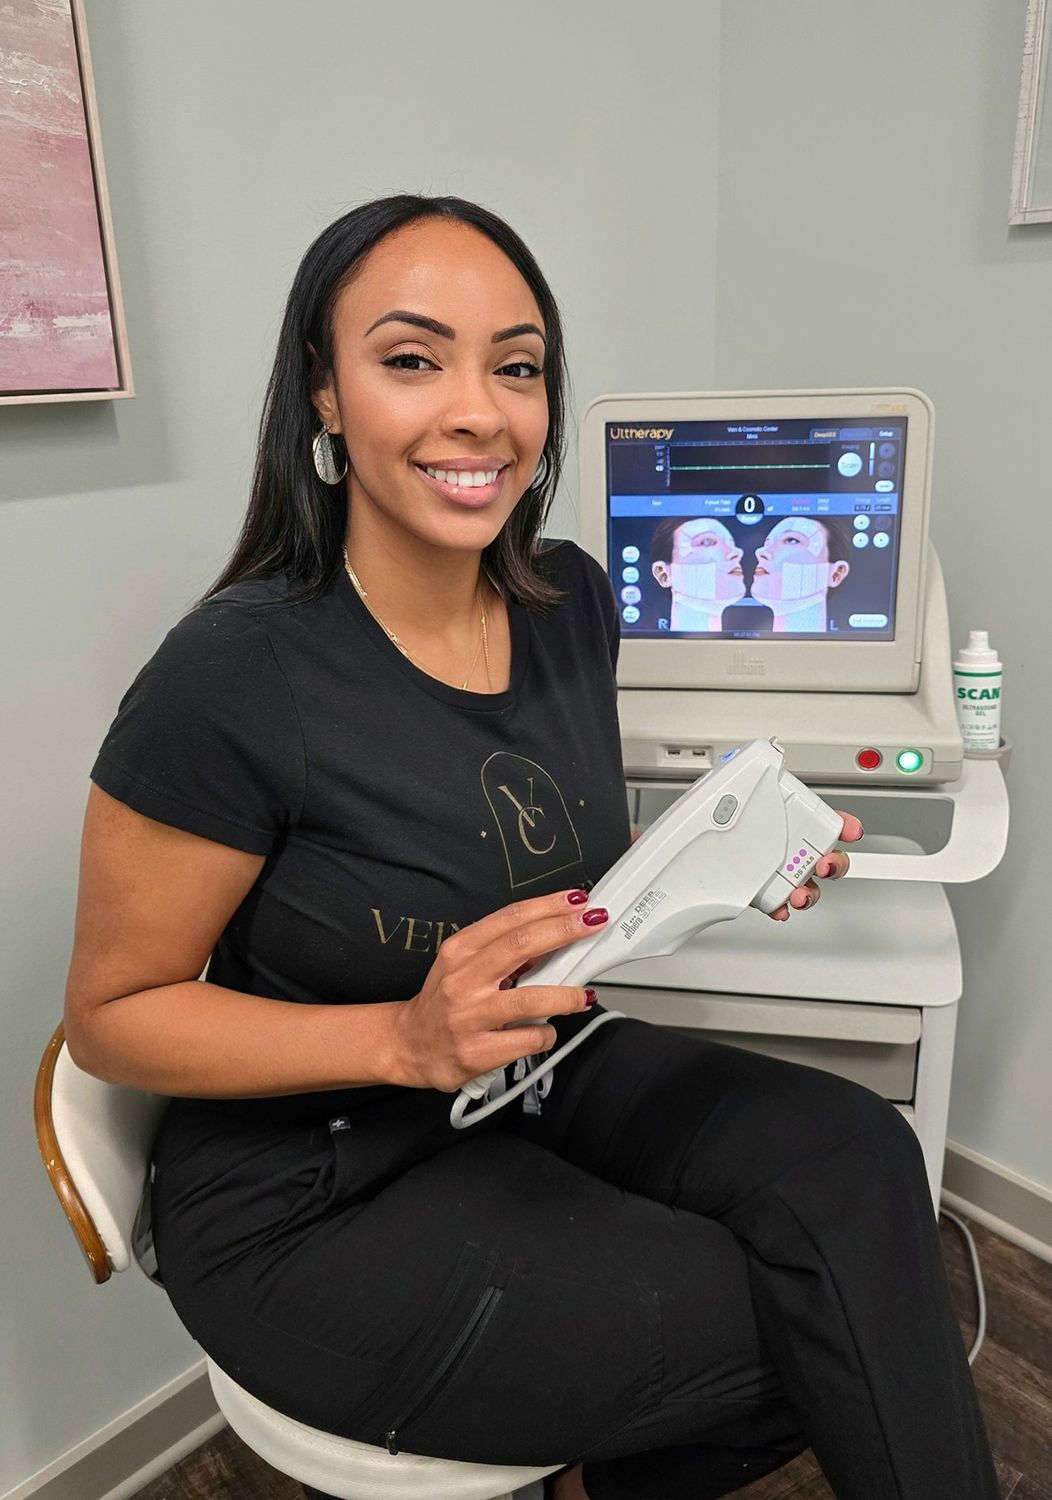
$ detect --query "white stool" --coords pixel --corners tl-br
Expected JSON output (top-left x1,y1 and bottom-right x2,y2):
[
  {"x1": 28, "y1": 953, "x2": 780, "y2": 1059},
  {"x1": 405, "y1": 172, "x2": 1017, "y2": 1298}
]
[{"x1": 34, "y1": 1024, "x2": 563, "y2": 1500}]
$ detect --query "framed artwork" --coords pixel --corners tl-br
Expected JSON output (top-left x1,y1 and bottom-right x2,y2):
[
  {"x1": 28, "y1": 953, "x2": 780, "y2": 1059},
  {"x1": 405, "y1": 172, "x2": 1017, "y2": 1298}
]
[
  {"x1": 1010, "y1": 0, "x2": 1052, "y2": 224},
  {"x1": 0, "y1": 0, "x2": 132, "y2": 404}
]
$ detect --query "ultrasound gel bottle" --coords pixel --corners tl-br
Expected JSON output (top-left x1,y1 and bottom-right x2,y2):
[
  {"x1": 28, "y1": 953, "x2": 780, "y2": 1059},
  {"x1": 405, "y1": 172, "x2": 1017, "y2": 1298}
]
[{"x1": 953, "y1": 630, "x2": 1003, "y2": 751}]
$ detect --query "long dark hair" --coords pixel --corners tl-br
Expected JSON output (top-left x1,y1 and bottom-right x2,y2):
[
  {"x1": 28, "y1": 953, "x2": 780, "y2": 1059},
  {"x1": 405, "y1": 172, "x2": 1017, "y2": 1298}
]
[{"x1": 196, "y1": 195, "x2": 571, "y2": 612}]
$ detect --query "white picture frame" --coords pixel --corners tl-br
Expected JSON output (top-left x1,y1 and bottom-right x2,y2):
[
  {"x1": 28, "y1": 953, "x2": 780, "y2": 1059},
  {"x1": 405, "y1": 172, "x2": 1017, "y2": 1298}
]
[
  {"x1": 1010, "y1": 0, "x2": 1052, "y2": 224},
  {"x1": 0, "y1": 0, "x2": 132, "y2": 404}
]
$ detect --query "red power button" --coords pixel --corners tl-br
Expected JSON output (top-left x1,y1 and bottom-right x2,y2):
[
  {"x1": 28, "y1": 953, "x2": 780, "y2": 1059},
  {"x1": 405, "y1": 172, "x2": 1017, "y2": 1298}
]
[{"x1": 857, "y1": 748, "x2": 883, "y2": 771}]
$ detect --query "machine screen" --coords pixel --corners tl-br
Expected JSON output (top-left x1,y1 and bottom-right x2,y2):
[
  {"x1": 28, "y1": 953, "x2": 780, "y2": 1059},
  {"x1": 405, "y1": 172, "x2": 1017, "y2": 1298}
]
[{"x1": 607, "y1": 417, "x2": 907, "y2": 640}]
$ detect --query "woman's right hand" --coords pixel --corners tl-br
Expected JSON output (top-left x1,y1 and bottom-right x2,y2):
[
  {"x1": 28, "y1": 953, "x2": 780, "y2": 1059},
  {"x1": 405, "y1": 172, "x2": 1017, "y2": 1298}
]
[{"x1": 390, "y1": 888, "x2": 608, "y2": 1093}]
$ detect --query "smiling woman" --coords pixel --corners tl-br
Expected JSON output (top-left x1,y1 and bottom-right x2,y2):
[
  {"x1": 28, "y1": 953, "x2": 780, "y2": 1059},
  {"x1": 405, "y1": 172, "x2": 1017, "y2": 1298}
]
[
  {"x1": 201, "y1": 198, "x2": 570, "y2": 627},
  {"x1": 70, "y1": 193, "x2": 1000, "y2": 1500}
]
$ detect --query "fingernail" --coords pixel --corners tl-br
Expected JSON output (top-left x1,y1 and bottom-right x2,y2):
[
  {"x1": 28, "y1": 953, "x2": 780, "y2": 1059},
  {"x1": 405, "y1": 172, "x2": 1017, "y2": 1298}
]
[
  {"x1": 582, "y1": 908, "x2": 609, "y2": 926},
  {"x1": 566, "y1": 889, "x2": 589, "y2": 905},
  {"x1": 818, "y1": 861, "x2": 834, "y2": 878},
  {"x1": 858, "y1": 825, "x2": 865, "y2": 838},
  {"x1": 584, "y1": 989, "x2": 598, "y2": 1007}
]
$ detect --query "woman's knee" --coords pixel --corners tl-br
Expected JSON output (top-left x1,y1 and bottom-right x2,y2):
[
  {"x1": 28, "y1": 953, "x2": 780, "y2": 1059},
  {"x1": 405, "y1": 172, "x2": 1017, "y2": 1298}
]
[
  {"x1": 716, "y1": 1061, "x2": 925, "y2": 1190},
  {"x1": 793, "y1": 1069, "x2": 928, "y2": 1183}
]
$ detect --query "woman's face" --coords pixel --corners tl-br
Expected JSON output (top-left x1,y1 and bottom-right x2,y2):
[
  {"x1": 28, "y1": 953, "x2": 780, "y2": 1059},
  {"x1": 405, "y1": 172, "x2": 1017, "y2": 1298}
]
[
  {"x1": 753, "y1": 518, "x2": 833, "y2": 601},
  {"x1": 312, "y1": 218, "x2": 549, "y2": 557},
  {"x1": 651, "y1": 518, "x2": 745, "y2": 602}
]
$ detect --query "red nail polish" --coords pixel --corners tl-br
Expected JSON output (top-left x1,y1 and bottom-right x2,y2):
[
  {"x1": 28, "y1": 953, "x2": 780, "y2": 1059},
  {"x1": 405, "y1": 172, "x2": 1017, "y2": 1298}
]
[
  {"x1": 566, "y1": 889, "x2": 589, "y2": 905},
  {"x1": 582, "y1": 908, "x2": 609, "y2": 926},
  {"x1": 584, "y1": 989, "x2": 598, "y2": 1006}
]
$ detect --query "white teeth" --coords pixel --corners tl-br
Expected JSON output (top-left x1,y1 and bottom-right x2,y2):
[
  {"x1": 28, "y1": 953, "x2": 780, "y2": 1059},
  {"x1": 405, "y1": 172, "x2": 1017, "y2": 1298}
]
[{"x1": 423, "y1": 465, "x2": 499, "y2": 487}]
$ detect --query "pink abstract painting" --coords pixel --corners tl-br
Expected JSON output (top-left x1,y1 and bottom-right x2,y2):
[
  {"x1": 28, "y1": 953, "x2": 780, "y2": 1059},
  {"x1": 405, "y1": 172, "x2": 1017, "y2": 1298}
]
[{"x1": 0, "y1": 0, "x2": 120, "y2": 394}]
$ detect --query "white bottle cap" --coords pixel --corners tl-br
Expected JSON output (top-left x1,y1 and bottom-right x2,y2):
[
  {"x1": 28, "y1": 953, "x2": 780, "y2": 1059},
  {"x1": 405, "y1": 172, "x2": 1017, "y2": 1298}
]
[{"x1": 956, "y1": 630, "x2": 998, "y2": 666}]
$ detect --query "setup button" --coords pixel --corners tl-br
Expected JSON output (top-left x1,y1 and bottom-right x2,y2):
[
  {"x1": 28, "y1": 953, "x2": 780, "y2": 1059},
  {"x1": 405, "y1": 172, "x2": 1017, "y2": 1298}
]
[{"x1": 712, "y1": 794, "x2": 739, "y2": 826}]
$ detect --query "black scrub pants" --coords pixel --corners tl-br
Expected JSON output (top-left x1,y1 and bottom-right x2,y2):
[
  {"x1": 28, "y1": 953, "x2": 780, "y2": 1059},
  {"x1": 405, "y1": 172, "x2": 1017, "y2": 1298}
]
[{"x1": 150, "y1": 1007, "x2": 1000, "y2": 1500}]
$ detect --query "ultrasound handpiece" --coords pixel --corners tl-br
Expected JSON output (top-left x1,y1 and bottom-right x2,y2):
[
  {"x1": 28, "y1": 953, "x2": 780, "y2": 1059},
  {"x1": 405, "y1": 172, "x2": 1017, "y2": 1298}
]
[{"x1": 450, "y1": 738, "x2": 844, "y2": 1129}]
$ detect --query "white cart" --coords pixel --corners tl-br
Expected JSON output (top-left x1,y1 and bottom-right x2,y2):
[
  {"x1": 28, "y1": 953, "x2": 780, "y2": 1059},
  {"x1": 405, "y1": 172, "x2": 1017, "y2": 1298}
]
[{"x1": 594, "y1": 755, "x2": 1009, "y2": 1214}]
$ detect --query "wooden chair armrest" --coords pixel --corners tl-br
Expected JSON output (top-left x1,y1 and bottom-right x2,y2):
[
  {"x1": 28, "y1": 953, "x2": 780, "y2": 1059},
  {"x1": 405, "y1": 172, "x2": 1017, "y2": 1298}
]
[{"x1": 34, "y1": 1021, "x2": 112, "y2": 1284}]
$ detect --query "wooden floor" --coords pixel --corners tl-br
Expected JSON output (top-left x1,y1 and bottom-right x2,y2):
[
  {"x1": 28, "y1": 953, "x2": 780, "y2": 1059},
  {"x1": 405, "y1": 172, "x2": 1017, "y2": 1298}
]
[{"x1": 132, "y1": 1215, "x2": 1052, "y2": 1500}]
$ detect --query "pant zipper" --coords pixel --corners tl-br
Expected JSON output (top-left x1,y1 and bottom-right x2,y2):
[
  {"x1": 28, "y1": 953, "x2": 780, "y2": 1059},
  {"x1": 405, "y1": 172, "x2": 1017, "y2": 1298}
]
[{"x1": 383, "y1": 1283, "x2": 503, "y2": 1455}]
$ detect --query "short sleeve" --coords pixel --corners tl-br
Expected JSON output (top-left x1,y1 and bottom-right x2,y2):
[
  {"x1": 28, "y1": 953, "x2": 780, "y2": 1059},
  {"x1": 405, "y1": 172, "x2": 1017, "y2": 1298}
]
[
  {"x1": 563, "y1": 541, "x2": 621, "y2": 674},
  {"x1": 90, "y1": 603, "x2": 306, "y2": 854}
]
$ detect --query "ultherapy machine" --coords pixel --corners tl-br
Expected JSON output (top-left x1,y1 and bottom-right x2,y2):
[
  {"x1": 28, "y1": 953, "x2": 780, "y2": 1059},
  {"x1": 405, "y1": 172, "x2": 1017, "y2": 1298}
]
[{"x1": 566, "y1": 387, "x2": 1009, "y2": 1212}]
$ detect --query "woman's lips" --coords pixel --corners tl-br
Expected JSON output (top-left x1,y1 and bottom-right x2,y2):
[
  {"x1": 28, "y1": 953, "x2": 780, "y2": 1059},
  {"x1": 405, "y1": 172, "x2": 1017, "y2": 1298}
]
[{"x1": 413, "y1": 463, "x2": 510, "y2": 508}]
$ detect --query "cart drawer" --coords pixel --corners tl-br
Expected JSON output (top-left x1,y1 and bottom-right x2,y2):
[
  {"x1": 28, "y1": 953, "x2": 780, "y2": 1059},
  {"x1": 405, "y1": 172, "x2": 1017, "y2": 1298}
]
[{"x1": 598, "y1": 985, "x2": 921, "y2": 1102}]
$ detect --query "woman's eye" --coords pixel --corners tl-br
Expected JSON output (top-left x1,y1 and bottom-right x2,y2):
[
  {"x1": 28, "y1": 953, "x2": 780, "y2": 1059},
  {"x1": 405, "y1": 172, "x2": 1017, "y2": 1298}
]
[
  {"x1": 382, "y1": 353, "x2": 436, "y2": 372},
  {"x1": 497, "y1": 360, "x2": 544, "y2": 379},
  {"x1": 380, "y1": 353, "x2": 543, "y2": 379}
]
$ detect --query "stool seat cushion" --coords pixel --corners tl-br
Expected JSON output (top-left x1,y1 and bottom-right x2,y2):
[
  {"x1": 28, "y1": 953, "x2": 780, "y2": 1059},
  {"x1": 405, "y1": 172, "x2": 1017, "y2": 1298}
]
[{"x1": 206, "y1": 1356, "x2": 562, "y2": 1500}]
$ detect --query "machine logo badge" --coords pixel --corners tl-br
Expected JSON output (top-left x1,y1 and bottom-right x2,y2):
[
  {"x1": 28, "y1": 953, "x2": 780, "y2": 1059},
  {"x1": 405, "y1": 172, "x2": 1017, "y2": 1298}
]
[{"x1": 728, "y1": 652, "x2": 766, "y2": 676}]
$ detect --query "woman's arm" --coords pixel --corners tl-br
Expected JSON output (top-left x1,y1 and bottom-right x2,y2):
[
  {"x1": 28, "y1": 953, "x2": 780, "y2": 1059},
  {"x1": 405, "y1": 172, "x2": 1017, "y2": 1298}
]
[{"x1": 63, "y1": 785, "x2": 406, "y2": 1097}]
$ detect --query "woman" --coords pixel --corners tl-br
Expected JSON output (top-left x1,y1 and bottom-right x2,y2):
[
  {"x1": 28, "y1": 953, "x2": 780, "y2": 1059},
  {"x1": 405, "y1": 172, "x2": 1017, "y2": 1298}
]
[{"x1": 64, "y1": 195, "x2": 999, "y2": 1500}]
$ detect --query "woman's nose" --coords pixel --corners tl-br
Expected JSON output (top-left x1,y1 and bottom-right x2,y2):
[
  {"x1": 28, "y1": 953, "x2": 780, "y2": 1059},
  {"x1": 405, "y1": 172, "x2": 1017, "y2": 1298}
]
[{"x1": 439, "y1": 372, "x2": 508, "y2": 437}]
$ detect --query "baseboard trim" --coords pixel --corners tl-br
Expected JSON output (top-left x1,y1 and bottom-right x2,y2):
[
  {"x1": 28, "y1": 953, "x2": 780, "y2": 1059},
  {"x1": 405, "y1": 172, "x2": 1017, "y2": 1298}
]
[
  {"x1": 2, "y1": 1359, "x2": 225, "y2": 1500},
  {"x1": 942, "y1": 1138, "x2": 1052, "y2": 1264}
]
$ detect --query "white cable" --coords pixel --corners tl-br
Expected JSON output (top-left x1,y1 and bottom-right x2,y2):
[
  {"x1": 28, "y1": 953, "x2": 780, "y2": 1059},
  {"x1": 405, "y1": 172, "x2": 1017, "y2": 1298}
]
[
  {"x1": 937, "y1": 1204, "x2": 986, "y2": 1366},
  {"x1": 449, "y1": 1010, "x2": 627, "y2": 1129}
]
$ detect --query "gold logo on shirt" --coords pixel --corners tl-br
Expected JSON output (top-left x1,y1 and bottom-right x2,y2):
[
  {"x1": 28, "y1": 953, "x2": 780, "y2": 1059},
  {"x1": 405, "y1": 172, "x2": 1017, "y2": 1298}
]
[
  {"x1": 371, "y1": 910, "x2": 461, "y2": 953},
  {"x1": 480, "y1": 752, "x2": 583, "y2": 890},
  {"x1": 496, "y1": 774, "x2": 555, "y2": 855}
]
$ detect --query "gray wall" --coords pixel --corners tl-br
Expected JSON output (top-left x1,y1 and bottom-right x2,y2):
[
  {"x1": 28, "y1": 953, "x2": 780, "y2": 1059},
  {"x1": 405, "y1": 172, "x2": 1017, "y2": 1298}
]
[
  {"x1": 1, "y1": 1, "x2": 721, "y2": 1491},
  {"x1": 714, "y1": 0, "x2": 1050, "y2": 1186}
]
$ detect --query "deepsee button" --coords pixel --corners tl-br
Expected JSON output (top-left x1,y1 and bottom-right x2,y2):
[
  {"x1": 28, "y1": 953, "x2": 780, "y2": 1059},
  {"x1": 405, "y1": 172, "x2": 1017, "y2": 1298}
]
[{"x1": 712, "y1": 794, "x2": 739, "y2": 826}]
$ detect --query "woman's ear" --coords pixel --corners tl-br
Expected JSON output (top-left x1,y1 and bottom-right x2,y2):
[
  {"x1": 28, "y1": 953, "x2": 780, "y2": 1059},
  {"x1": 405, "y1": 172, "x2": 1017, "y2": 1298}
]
[{"x1": 307, "y1": 342, "x2": 341, "y2": 434}]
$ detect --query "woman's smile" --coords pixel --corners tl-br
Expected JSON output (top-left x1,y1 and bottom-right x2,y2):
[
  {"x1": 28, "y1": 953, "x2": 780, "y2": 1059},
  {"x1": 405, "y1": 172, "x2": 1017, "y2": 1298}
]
[{"x1": 412, "y1": 460, "x2": 512, "y2": 508}]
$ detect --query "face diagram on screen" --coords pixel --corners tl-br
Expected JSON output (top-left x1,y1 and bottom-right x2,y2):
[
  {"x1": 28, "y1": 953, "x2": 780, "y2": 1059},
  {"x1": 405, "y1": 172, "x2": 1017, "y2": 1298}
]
[
  {"x1": 751, "y1": 517, "x2": 851, "y2": 632},
  {"x1": 607, "y1": 417, "x2": 905, "y2": 642},
  {"x1": 650, "y1": 518, "x2": 746, "y2": 629}
]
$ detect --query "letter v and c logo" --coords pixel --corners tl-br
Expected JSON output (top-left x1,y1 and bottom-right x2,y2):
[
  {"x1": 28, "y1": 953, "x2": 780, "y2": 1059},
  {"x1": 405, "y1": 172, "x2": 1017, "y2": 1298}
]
[{"x1": 480, "y1": 752, "x2": 583, "y2": 890}]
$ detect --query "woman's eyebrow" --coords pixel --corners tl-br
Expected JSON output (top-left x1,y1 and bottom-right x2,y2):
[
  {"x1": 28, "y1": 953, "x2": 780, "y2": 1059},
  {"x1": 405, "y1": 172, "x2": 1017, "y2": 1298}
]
[{"x1": 363, "y1": 309, "x2": 546, "y2": 344}]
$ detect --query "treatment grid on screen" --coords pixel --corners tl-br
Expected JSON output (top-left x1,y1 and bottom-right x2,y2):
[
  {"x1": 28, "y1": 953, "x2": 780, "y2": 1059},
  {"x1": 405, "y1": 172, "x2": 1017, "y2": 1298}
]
[{"x1": 606, "y1": 417, "x2": 907, "y2": 642}]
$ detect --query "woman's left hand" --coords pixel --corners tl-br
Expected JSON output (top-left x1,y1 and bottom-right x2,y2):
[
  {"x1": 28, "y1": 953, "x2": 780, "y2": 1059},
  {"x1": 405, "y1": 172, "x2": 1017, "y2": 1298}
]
[{"x1": 767, "y1": 811, "x2": 863, "y2": 922}]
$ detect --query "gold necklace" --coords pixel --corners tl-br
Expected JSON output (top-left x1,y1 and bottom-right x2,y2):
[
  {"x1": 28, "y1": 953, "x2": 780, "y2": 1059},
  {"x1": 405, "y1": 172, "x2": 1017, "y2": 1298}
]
[{"x1": 343, "y1": 547, "x2": 491, "y2": 691}]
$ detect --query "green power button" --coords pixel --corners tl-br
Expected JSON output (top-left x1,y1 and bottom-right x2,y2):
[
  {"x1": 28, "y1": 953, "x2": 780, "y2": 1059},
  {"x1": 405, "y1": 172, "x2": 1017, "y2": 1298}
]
[{"x1": 896, "y1": 749, "x2": 923, "y2": 773}]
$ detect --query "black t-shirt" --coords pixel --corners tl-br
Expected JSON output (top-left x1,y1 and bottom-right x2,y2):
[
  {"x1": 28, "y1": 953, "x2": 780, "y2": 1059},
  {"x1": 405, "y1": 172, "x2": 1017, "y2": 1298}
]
[{"x1": 90, "y1": 538, "x2": 632, "y2": 1119}]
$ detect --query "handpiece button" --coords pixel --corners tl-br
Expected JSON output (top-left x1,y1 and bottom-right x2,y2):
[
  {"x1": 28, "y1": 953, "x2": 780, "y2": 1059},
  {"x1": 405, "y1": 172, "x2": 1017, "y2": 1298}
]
[{"x1": 712, "y1": 794, "x2": 739, "y2": 826}]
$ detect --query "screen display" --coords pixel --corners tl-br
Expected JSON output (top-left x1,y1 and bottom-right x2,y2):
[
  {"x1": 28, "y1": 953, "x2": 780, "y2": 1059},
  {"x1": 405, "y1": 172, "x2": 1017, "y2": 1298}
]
[{"x1": 607, "y1": 416, "x2": 907, "y2": 641}]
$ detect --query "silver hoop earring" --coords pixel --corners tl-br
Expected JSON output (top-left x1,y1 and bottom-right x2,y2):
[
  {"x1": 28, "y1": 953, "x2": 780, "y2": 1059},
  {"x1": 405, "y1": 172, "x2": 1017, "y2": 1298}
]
[
  {"x1": 312, "y1": 424, "x2": 348, "y2": 485},
  {"x1": 531, "y1": 452, "x2": 549, "y2": 490}
]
